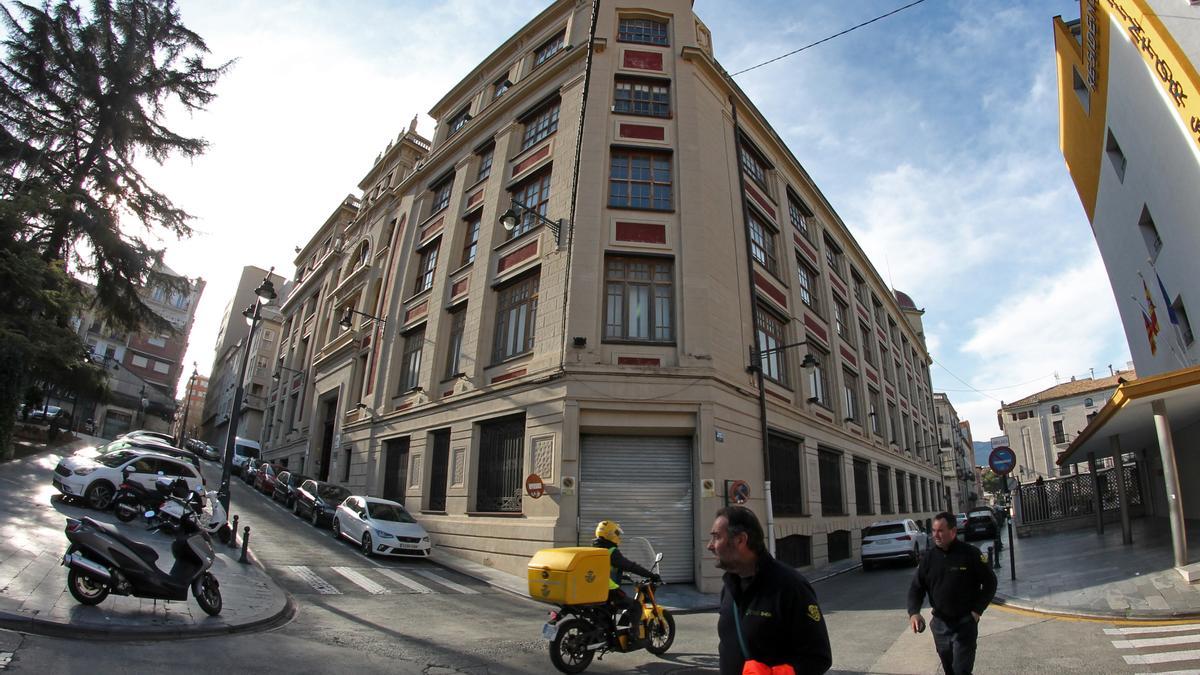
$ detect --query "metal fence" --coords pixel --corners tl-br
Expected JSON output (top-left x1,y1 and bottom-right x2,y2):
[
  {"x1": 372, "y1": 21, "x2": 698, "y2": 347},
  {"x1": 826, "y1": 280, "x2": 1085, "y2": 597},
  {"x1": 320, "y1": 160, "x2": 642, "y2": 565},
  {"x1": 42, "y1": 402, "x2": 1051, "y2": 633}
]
[{"x1": 1019, "y1": 465, "x2": 1142, "y2": 524}]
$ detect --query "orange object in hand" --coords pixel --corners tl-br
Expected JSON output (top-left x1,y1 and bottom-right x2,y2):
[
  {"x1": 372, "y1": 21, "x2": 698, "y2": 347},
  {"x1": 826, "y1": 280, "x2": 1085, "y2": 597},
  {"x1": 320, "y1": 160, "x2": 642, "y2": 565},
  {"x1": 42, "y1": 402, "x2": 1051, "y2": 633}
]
[{"x1": 742, "y1": 660, "x2": 796, "y2": 675}]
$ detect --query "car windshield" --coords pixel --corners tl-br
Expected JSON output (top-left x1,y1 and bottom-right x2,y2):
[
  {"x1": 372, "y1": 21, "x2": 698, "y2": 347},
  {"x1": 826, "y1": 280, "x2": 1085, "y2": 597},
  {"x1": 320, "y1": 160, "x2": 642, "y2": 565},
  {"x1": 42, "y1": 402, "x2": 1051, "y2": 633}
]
[
  {"x1": 97, "y1": 450, "x2": 138, "y2": 468},
  {"x1": 367, "y1": 502, "x2": 415, "y2": 523},
  {"x1": 318, "y1": 485, "x2": 350, "y2": 502},
  {"x1": 864, "y1": 524, "x2": 906, "y2": 537},
  {"x1": 97, "y1": 440, "x2": 129, "y2": 454},
  {"x1": 235, "y1": 445, "x2": 260, "y2": 458}
]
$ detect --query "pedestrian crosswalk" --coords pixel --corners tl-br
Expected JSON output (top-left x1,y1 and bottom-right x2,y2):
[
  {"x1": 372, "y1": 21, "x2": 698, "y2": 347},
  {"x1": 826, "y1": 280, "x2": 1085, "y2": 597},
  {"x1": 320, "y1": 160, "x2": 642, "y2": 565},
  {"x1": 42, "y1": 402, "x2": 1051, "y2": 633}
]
[
  {"x1": 1105, "y1": 622, "x2": 1200, "y2": 673},
  {"x1": 281, "y1": 564, "x2": 486, "y2": 597}
]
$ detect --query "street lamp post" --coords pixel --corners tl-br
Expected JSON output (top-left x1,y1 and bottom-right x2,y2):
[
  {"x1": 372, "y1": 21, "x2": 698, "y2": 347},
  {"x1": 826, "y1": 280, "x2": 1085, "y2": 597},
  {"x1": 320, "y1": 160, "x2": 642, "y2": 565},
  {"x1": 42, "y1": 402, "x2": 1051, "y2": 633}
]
[
  {"x1": 218, "y1": 269, "x2": 277, "y2": 514},
  {"x1": 748, "y1": 340, "x2": 818, "y2": 556},
  {"x1": 175, "y1": 362, "x2": 199, "y2": 447}
]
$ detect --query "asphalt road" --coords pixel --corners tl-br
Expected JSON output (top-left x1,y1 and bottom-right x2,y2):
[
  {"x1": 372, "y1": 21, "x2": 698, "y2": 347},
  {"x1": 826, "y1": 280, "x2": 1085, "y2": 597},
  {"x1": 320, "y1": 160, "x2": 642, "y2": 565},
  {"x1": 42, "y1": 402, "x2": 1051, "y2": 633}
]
[{"x1": 1, "y1": 445, "x2": 1192, "y2": 673}]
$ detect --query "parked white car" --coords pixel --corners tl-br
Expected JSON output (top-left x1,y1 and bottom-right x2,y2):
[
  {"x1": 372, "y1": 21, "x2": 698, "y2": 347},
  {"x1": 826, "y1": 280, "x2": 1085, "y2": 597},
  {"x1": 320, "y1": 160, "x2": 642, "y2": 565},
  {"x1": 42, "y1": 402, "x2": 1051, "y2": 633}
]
[
  {"x1": 332, "y1": 496, "x2": 432, "y2": 558},
  {"x1": 52, "y1": 449, "x2": 205, "y2": 510},
  {"x1": 861, "y1": 518, "x2": 929, "y2": 570}
]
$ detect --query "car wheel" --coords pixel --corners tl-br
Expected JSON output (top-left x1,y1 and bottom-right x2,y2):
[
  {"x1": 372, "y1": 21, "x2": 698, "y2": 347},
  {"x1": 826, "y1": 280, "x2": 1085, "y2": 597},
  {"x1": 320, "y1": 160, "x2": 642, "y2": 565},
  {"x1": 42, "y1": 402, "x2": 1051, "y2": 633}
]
[
  {"x1": 292, "y1": 500, "x2": 300, "y2": 516},
  {"x1": 310, "y1": 508, "x2": 321, "y2": 527},
  {"x1": 910, "y1": 545, "x2": 920, "y2": 566},
  {"x1": 361, "y1": 533, "x2": 374, "y2": 557},
  {"x1": 84, "y1": 481, "x2": 115, "y2": 510},
  {"x1": 332, "y1": 517, "x2": 342, "y2": 541}
]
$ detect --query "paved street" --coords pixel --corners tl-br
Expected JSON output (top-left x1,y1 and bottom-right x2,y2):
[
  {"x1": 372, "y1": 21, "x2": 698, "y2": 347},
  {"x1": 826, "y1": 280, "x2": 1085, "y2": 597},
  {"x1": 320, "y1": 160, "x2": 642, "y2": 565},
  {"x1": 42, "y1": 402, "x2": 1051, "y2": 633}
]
[{"x1": 0, "y1": 445, "x2": 1197, "y2": 673}]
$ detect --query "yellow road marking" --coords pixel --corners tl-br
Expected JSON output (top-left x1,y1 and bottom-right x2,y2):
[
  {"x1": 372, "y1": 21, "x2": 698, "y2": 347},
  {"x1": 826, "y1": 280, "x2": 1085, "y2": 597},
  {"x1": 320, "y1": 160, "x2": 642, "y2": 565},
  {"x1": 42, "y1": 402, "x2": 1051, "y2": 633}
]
[{"x1": 993, "y1": 603, "x2": 1200, "y2": 626}]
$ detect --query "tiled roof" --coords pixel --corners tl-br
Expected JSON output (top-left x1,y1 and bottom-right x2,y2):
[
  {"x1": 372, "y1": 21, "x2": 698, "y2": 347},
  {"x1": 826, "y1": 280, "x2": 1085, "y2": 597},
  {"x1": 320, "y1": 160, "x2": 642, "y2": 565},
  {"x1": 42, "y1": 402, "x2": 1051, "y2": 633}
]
[{"x1": 1005, "y1": 370, "x2": 1137, "y2": 408}]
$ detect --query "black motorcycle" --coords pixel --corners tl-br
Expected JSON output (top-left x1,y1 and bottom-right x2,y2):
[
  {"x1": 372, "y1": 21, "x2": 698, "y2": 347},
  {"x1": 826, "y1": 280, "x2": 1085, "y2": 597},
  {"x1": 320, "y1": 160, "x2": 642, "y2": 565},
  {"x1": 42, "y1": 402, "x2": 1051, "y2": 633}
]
[
  {"x1": 61, "y1": 508, "x2": 222, "y2": 615},
  {"x1": 112, "y1": 476, "x2": 162, "y2": 523}
]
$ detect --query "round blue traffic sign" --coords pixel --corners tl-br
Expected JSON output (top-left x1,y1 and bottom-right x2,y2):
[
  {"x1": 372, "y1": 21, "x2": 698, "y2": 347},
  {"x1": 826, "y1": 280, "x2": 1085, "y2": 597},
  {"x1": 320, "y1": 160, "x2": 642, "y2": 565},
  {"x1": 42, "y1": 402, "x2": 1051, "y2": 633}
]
[{"x1": 989, "y1": 446, "x2": 1017, "y2": 475}]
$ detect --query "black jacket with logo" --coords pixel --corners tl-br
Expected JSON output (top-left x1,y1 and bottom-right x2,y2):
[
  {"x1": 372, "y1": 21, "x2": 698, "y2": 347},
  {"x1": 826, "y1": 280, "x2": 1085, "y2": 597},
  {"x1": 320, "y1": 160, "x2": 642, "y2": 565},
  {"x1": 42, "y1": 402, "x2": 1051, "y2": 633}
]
[
  {"x1": 906, "y1": 538, "x2": 997, "y2": 621},
  {"x1": 592, "y1": 536, "x2": 653, "y2": 586},
  {"x1": 717, "y1": 551, "x2": 832, "y2": 675}
]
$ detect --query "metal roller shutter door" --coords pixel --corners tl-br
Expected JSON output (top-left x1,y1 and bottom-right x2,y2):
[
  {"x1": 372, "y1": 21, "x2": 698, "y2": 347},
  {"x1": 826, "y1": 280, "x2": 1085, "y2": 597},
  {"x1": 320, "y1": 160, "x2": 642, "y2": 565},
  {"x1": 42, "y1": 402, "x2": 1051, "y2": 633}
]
[{"x1": 578, "y1": 435, "x2": 694, "y2": 583}]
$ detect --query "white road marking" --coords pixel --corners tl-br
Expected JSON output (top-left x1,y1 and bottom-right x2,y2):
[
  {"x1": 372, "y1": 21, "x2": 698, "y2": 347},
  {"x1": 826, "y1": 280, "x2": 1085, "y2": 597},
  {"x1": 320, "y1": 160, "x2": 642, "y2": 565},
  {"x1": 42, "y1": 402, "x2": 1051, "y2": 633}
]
[
  {"x1": 0, "y1": 652, "x2": 11, "y2": 670},
  {"x1": 1135, "y1": 670, "x2": 1200, "y2": 675},
  {"x1": 1124, "y1": 650, "x2": 1200, "y2": 665},
  {"x1": 412, "y1": 569, "x2": 480, "y2": 594},
  {"x1": 1114, "y1": 634, "x2": 1200, "y2": 649},
  {"x1": 332, "y1": 566, "x2": 390, "y2": 594},
  {"x1": 286, "y1": 565, "x2": 341, "y2": 594},
  {"x1": 1107, "y1": 624, "x2": 1200, "y2": 635},
  {"x1": 375, "y1": 568, "x2": 433, "y2": 594}
]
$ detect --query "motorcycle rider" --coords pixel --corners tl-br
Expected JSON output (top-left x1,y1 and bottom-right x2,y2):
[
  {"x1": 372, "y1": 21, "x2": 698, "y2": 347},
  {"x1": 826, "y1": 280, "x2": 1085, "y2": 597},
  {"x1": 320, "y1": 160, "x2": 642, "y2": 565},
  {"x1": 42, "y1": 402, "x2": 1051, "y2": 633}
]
[{"x1": 592, "y1": 520, "x2": 660, "y2": 637}]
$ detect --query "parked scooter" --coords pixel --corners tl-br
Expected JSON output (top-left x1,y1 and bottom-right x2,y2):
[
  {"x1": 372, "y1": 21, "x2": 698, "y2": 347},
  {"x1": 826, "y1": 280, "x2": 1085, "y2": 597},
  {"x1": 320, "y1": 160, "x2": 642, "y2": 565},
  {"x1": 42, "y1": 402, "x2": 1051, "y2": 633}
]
[
  {"x1": 112, "y1": 474, "x2": 162, "y2": 523},
  {"x1": 145, "y1": 479, "x2": 231, "y2": 544},
  {"x1": 61, "y1": 508, "x2": 222, "y2": 615}
]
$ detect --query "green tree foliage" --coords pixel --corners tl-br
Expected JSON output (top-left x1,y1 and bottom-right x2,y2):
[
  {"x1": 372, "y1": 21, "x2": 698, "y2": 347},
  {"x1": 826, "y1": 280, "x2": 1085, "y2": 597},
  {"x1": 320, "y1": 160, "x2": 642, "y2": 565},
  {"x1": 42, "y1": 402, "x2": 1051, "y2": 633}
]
[
  {"x1": 980, "y1": 468, "x2": 1005, "y2": 495},
  {"x1": 0, "y1": 1, "x2": 227, "y2": 456}
]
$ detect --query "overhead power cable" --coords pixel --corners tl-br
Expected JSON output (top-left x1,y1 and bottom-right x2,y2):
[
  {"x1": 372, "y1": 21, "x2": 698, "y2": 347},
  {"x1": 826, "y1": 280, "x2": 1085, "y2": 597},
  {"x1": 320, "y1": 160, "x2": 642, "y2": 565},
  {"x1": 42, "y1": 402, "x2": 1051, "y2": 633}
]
[{"x1": 729, "y1": 0, "x2": 929, "y2": 77}]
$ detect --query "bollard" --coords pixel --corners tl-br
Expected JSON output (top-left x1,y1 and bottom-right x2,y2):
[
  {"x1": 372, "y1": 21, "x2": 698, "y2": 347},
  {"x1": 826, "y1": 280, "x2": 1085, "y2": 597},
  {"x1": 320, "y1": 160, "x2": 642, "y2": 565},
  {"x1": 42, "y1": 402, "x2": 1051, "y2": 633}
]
[
  {"x1": 986, "y1": 546, "x2": 994, "y2": 569},
  {"x1": 230, "y1": 515, "x2": 239, "y2": 548},
  {"x1": 992, "y1": 542, "x2": 1001, "y2": 570},
  {"x1": 239, "y1": 526, "x2": 250, "y2": 563}
]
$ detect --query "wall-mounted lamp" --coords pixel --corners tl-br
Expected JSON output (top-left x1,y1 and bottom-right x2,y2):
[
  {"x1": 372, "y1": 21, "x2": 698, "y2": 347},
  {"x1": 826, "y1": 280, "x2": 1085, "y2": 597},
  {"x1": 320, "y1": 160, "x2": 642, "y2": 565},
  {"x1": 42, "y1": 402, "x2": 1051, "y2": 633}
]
[
  {"x1": 272, "y1": 365, "x2": 306, "y2": 383},
  {"x1": 498, "y1": 197, "x2": 564, "y2": 247},
  {"x1": 339, "y1": 307, "x2": 386, "y2": 330}
]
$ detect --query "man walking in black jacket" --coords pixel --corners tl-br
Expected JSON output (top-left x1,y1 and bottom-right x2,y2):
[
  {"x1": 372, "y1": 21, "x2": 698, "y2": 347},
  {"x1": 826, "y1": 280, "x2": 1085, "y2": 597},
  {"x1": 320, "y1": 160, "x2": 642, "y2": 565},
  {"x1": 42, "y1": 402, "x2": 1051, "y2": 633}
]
[
  {"x1": 710, "y1": 506, "x2": 831, "y2": 675},
  {"x1": 907, "y1": 511, "x2": 997, "y2": 675}
]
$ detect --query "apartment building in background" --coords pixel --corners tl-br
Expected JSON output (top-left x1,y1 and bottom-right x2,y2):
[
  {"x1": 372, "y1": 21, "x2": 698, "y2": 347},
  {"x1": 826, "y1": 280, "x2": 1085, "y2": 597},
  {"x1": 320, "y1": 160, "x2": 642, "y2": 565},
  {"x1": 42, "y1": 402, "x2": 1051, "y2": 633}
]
[
  {"x1": 199, "y1": 266, "x2": 286, "y2": 448},
  {"x1": 934, "y1": 393, "x2": 977, "y2": 512},
  {"x1": 72, "y1": 267, "x2": 205, "y2": 438},
  {"x1": 263, "y1": 1, "x2": 945, "y2": 590},
  {"x1": 170, "y1": 372, "x2": 208, "y2": 442}
]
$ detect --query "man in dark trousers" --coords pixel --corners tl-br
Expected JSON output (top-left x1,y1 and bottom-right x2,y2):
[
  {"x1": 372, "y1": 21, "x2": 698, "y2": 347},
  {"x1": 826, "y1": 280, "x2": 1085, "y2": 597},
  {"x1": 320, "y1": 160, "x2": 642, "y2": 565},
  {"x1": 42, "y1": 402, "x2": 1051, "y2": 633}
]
[
  {"x1": 907, "y1": 511, "x2": 998, "y2": 675},
  {"x1": 710, "y1": 505, "x2": 831, "y2": 675}
]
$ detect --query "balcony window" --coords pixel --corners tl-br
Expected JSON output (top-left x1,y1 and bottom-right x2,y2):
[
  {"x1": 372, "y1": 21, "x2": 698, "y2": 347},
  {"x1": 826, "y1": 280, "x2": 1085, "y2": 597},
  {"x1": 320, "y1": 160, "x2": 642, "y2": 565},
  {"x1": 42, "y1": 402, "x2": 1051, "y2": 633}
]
[
  {"x1": 493, "y1": 274, "x2": 539, "y2": 361},
  {"x1": 444, "y1": 309, "x2": 466, "y2": 379},
  {"x1": 398, "y1": 328, "x2": 424, "y2": 393},
  {"x1": 461, "y1": 215, "x2": 480, "y2": 265},
  {"x1": 413, "y1": 242, "x2": 439, "y2": 294},
  {"x1": 747, "y1": 211, "x2": 779, "y2": 275},
  {"x1": 755, "y1": 306, "x2": 788, "y2": 386}
]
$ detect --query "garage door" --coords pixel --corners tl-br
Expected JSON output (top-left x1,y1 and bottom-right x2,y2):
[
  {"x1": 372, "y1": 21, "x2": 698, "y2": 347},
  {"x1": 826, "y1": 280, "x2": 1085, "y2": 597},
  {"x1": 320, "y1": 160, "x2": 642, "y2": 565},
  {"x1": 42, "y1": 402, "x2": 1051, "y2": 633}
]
[{"x1": 579, "y1": 435, "x2": 694, "y2": 583}]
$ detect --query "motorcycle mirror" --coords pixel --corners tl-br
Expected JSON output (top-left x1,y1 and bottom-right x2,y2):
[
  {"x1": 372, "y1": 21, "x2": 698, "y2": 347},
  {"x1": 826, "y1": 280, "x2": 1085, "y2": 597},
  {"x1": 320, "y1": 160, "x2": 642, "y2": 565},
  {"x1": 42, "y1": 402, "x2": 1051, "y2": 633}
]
[
  {"x1": 655, "y1": 552, "x2": 663, "y2": 563},
  {"x1": 157, "y1": 470, "x2": 164, "y2": 476}
]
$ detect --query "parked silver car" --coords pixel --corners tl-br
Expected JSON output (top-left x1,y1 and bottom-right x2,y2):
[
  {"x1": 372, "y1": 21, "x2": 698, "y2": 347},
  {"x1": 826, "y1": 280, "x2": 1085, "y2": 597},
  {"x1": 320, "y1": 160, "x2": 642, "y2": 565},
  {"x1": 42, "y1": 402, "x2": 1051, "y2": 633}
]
[{"x1": 861, "y1": 519, "x2": 929, "y2": 570}]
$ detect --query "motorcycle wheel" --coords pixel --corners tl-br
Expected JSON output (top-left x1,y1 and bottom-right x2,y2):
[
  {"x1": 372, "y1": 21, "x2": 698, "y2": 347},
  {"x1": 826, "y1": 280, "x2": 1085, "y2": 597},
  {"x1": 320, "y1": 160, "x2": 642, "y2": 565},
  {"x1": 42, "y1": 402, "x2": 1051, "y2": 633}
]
[
  {"x1": 644, "y1": 609, "x2": 676, "y2": 656},
  {"x1": 548, "y1": 618, "x2": 594, "y2": 674},
  {"x1": 67, "y1": 568, "x2": 110, "y2": 606},
  {"x1": 193, "y1": 573, "x2": 222, "y2": 616},
  {"x1": 114, "y1": 500, "x2": 137, "y2": 522}
]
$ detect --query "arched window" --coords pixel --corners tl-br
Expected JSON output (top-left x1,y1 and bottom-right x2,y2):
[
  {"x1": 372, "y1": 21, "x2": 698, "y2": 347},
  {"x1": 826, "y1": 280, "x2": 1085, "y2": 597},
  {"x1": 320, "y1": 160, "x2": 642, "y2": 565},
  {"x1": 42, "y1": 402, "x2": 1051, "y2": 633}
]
[
  {"x1": 1084, "y1": 397, "x2": 1094, "y2": 407},
  {"x1": 355, "y1": 240, "x2": 370, "y2": 268},
  {"x1": 1050, "y1": 404, "x2": 1060, "y2": 414}
]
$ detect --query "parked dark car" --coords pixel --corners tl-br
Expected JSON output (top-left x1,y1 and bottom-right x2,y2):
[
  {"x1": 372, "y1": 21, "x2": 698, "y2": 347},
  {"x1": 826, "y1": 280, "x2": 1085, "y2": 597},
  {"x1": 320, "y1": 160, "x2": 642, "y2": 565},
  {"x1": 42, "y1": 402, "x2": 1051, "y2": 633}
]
[
  {"x1": 294, "y1": 480, "x2": 352, "y2": 527},
  {"x1": 253, "y1": 463, "x2": 284, "y2": 495},
  {"x1": 964, "y1": 509, "x2": 999, "y2": 540},
  {"x1": 271, "y1": 471, "x2": 312, "y2": 508}
]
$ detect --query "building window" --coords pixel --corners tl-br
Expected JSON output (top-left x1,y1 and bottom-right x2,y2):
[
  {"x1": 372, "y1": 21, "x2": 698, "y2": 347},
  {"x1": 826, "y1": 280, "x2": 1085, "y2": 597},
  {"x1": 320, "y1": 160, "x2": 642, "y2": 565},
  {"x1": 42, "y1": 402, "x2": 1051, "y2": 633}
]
[
  {"x1": 807, "y1": 346, "x2": 830, "y2": 408},
  {"x1": 776, "y1": 534, "x2": 811, "y2": 567},
  {"x1": 509, "y1": 170, "x2": 552, "y2": 239},
  {"x1": 1084, "y1": 397, "x2": 1094, "y2": 407},
  {"x1": 444, "y1": 309, "x2": 466, "y2": 378},
  {"x1": 788, "y1": 192, "x2": 812, "y2": 240},
  {"x1": 853, "y1": 458, "x2": 872, "y2": 515},
  {"x1": 1139, "y1": 205, "x2": 1163, "y2": 262},
  {"x1": 896, "y1": 470, "x2": 908, "y2": 512},
  {"x1": 887, "y1": 402, "x2": 898, "y2": 443},
  {"x1": 476, "y1": 144, "x2": 494, "y2": 182},
  {"x1": 833, "y1": 299, "x2": 852, "y2": 346},
  {"x1": 447, "y1": 107, "x2": 471, "y2": 137},
  {"x1": 608, "y1": 149, "x2": 672, "y2": 211},
  {"x1": 131, "y1": 354, "x2": 148, "y2": 368},
  {"x1": 1072, "y1": 66, "x2": 1090, "y2": 114},
  {"x1": 818, "y1": 448, "x2": 844, "y2": 516},
  {"x1": 872, "y1": 296, "x2": 885, "y2": 326},
  {"x1": 861, "y1": 324, "x2": 876, "y2": 366},
  {"x1": 153, "y1": 361, "x2": 170, "y2": 374},
  {"x1": 476, "y1": 415, "x2": 525, "y2": 512},
  {"x1": 430, "y1": 175, "x2": 453, "y2": 213},
  {"x1": 1050, "y1": 404, "x2": 1061, "y2": 414},
  {"x1": 521, "y1": 98, "x2": 560, "y2": 150},
  {"x1": 747, "y1": 211, "x2": 779, "y2": 274},
  {"x1": 878, "y1": 465, "x2": 893, "y2": 514},
  {"x1": 851, "y1": 269, "x2": 867, "y2": 306},
  {"x1": 842, "y1": 369, "x2": 860, "y2": 423},
  {"x1": 461, "y1": 215, "x2": 480, "y2": 265},
  {"x1": 1173, "y1": 295, "x2": 1195, "y2": 345},
  {"x1": 427, "y1": 430, "x2": 450, "y2": 511},
  {"x1": 413, "y1": 241, "x2": 439, "y2": 294},
  {"x1": 614, "y1": 77, "x2": 670, "y2": 117},
  {"x1": 739, "y1": 142, "x2": 768, "y2": 188},
  {"x1": 823, "y1": 234, "x2": 844, "y2": 278},
  {"x1": 1106, "y1": 129, "x2": 1127, "y2": 182},
  {"x1": 605, "y1": 256, "x2": 674, "y2": 342},
  {"x1": 868, "y1": 388, "x2": 882, "y2": 436},
  {"x1": 398, "y1": 328, "x2": 424, "y2": 393},
  {"x1": 796, "y1": 256, "x2": 820, "y2": 314},
  {"x1": 617, "y1": 17, "x2": 668, "y2": 45},
  {"x1": 1053, "y1": 419, "x2": 1067, "y2": 445},
  {"x1": 769, "y1": 433, "x2": 804, "y2": 515},
  {"x1": 493, "y1": 274, "x2": 539, "y2": 362},
  {"x1": 492, "y1": 72, "x2": 510, "y2": 99},
  {"x1": 756, "y1": 307, "x2": 788, "y2": 386},
  {"x1": 532, "y1": 31, "x2": 565, "y2": 68}
]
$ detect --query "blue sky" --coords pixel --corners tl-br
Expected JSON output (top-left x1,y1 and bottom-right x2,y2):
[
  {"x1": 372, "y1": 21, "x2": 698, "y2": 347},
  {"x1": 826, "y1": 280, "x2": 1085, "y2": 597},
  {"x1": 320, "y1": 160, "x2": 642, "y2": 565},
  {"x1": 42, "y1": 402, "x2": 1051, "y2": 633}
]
[{"x1": 148, "y1": 0, "x2": 1131, "y2": 440}]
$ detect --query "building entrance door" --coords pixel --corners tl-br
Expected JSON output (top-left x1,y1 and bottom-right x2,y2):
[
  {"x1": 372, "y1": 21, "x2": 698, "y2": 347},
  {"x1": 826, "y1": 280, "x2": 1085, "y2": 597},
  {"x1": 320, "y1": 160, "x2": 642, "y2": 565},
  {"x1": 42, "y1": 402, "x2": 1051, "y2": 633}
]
[
  {"x1": 318, "y1": 398, "x2": 336, "y2": 481},
  {"x1": 382, "y1": 437, "x2": 409, "y2": 504}
]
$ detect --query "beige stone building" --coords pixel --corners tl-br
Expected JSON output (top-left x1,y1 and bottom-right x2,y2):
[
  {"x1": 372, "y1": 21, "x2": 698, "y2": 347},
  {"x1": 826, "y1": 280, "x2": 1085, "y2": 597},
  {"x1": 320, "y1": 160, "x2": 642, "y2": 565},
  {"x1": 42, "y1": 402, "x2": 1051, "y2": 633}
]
[
  {"x1": 263, "y1": 0, "x2": 944, "y2": 591},
  {"x1": 934, "y1": 393, "x2": 977, "y2": 513}
]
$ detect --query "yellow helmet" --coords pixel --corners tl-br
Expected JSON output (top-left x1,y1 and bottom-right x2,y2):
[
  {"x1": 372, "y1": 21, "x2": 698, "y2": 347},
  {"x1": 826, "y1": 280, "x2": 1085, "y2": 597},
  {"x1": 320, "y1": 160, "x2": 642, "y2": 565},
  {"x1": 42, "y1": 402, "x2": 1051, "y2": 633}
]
[{"x1": 595, "y1": 520, "x2": 623, "y2": 545}]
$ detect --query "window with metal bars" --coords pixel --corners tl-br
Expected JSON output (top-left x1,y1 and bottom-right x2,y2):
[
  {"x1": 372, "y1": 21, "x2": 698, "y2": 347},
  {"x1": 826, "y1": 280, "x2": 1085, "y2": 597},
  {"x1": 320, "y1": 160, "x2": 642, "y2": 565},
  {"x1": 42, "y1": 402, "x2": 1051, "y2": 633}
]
[
  {"x1": 819, "y1": 448, "x2": 844, "y2": 516},
  {"x1": 427, "y1": 429, "x2": 450, "y2": 511},
  {"x1": 768, "y1": 433, "x2": 804, "y2": 515},
  {"x1": 896, "y1": 470, "x2": 908, "y2": 512},
  {"x1": 878, "y1": 465, "x2": 893, "y2": 514},
  {"x1": 854, "y1": 458, "x2": 872, "y2": 515},
  {"x1": 475, "y1": 415, "x2": 525, "y2": 512}
]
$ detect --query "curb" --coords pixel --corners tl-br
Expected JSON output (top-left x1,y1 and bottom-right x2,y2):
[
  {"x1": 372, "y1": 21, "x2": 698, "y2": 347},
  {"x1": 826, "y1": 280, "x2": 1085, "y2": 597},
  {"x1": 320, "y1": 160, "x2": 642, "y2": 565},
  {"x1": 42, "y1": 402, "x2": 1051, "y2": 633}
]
[{"x1": 992, "y1": 593, "x2": 1200, "y2": 622}]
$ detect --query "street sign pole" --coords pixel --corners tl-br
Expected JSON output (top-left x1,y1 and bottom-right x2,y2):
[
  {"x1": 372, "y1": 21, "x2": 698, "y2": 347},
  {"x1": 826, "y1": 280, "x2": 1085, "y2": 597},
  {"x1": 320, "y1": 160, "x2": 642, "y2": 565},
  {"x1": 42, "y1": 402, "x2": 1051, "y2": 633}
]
[{"x1": 988, "y1": 446, "x2": 1018, "y2": 580}]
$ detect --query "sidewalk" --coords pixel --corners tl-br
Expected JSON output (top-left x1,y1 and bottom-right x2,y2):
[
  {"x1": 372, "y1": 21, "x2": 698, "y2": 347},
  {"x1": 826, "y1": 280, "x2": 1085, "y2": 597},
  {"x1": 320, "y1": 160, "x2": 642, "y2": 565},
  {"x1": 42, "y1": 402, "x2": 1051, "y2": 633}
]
[
  {"x1": 0, "y1": 439, "x2": 294, "y2": 640},
  {"x1": 987, "y1": 517, "x2": 1200, "y2": 620}
]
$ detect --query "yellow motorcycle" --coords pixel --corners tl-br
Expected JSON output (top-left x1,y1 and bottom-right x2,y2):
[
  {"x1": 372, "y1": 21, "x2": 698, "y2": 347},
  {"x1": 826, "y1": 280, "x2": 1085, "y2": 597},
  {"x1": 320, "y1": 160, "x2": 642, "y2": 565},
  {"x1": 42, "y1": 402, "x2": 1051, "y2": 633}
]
[{"x1": 530, "y1": 547, "x2": 676, "y2": 673}]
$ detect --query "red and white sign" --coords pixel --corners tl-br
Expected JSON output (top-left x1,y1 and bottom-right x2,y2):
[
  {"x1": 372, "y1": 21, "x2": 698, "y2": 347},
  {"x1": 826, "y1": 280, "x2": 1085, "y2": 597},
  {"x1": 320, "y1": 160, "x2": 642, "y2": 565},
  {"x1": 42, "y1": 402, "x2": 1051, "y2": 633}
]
[{"x1": 525, "y1": 473, "x2": 545, "y2": 499}]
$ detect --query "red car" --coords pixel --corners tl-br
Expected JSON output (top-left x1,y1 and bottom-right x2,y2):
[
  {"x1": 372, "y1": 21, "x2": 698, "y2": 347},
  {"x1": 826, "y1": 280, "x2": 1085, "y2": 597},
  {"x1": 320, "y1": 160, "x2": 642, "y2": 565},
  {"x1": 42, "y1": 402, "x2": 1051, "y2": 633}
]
[{"x1": 253, "y1": 463, "x2": 285, "y2": 495}]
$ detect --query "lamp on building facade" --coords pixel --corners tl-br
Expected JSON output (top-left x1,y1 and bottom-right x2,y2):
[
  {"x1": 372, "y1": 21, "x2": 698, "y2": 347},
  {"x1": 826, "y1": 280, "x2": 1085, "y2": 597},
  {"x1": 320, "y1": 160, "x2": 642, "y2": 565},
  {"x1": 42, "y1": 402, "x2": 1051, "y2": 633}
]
[
  {"x1": 497, "y1": 197, "x2": 563, "y2": 246},
  {"x1": 217, "y1": 268, "x2": 277, "y2": 514},
  {"x1": 338, "y1": 307, "x2": 385, "y2": 330}
]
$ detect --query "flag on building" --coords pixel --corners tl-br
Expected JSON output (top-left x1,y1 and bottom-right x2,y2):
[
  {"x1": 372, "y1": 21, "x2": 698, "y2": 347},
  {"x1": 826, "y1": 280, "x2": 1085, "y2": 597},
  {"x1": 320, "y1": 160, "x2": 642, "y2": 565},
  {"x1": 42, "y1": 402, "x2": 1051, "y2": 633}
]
[
  {"x1": 1157, "y1": 272, "x2": 1179, "y2": 325},
  {"x1": 1142, "y1": 309, "x2": 1158, "y2": 355},
  {"x1": 1143, "y1": 278, "x2": 1161, "y2": 335}
]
